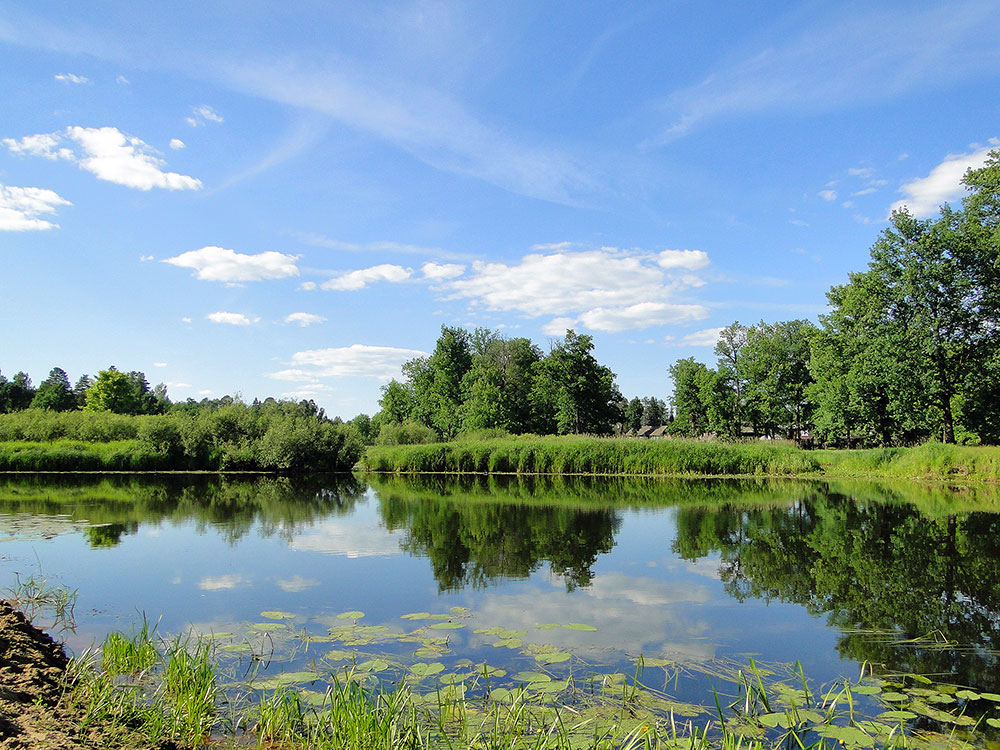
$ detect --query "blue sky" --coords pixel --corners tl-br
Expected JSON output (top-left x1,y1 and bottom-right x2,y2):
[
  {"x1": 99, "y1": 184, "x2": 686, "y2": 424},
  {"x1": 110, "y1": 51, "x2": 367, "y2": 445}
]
[{"x1": 2, "y1": 0, "x2": 998, "y2": 417}]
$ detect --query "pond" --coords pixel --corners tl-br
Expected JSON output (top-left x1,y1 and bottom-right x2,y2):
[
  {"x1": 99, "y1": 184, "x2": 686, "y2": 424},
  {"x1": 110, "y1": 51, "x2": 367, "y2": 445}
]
[{"x1": 2, "y1": 473, "x2": 1000, "y2": 733}]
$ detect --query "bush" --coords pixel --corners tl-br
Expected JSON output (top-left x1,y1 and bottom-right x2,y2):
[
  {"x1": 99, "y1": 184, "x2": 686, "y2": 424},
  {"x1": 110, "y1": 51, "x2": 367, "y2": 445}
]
[{"x1": 375, "y1": 421, "x2": 439, "y2": 446}]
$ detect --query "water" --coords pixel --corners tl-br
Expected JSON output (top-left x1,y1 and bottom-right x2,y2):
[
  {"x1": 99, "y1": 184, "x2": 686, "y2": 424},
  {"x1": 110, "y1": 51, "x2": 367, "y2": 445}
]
[{"x1": 2, "y1": 473, "x2": 999, "y2": 707}]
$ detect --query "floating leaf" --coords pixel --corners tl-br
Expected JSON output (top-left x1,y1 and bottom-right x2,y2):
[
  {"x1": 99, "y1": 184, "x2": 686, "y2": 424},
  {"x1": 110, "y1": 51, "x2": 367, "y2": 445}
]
[
  {"x1": 880, "y1": 692, "x2": 908, "y2": 702},
  {"x1": 534, "y1": 651, "x2": 571, "y2": 663},
  {"x1": 260, "y1": 611, "x2": 295, "y2": 620},
  {"x1": 251, "y1": 622, "x2": 287, "y2": 631},
  {"x1": 401, "y1": 612, "x2": 430, "y2": 620},
  {"x1": 955, "y1": 689, "x2": 981, "y2": 701},
  {"x1": 409, "y1": 662, "x2": 445, "y2": 677},
  {"x1": 489, "y1": 687, "x2": 512, "y2": 702},
  {"x1": 514, "y1": 671, "x2": 551, "y2": 683},
  {"x1": 851, "y1": 685, "x2": 881, "y2": 695},
  {"x1": 415, "y1": 647, "x2": 447, "y2": 658},
  {"x1": 759, "y1": 713, "x2": 791, "y2": 729},
  {"x1": 817, "y1": 726, "x2": 875, "y2": 747},
  {"x1": 986, "y1": 718, "x2": 1000, "y2": 728},
  {"x1": 498, "y1": 629, "x2": 526, "y2": 639},
  {"x1": 337, "y1": 611, "x2": 365, "y2": 620},
  {"x1": 355, "y1": 659, "x2": 389, "y2": 673},
  {"x1": 449, "y1": 606, "x2": 469, "y2": 614},
  {"x1": 426, "y1": 614, "x2": 452, "y2": 620},
  {"x1": 218, "y1": 643, "x2": 252, "y2": 653},
  {"x1": 429, "y1": 622, "x2": 464, "y2": 630},
  {"x1": 535, "y1": 623, "x2": 562, "y2": 630},
  {"x1": 635, "y1": 657, "x2": 673, "y2": 668},
  {"x1": 533, "y1": 679, "x2": 570, "y2": 693},
  {"x1": 249, "y1": 670, "x2": 323, "y2": 689},
  {"x1": 474, "y1": 626, "x2": 505, "y2": 635},
  {"x1": 494, "y1": 638, "x2": 522, "y2": 649},
  {"x1": 878, "y1": 710, "x2": 917, "y2": 721},
  {"x1": 980, "y1": 692, "x2": 1000, "y2": 702},
  {"x1": 439, "y1": 672, "x2": 470, "y2": 685},
  {"x1": 324, "y1": 650, "x2": 353, "y2": 661},
  {"x1": 563, "y1": 623, "x2": 597, "y2": 631},
  {"x1": 478, "y1": 665, "x2": 506, "y2": 678},
  {"x1": 200, "y1": 631, "x2": 234, "y2": 640}
]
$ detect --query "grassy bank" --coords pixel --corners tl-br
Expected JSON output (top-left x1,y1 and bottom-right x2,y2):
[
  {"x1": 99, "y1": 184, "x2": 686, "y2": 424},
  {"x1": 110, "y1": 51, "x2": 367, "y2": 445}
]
[
  {"x1": 0, "y1": 405, "x2": 363, "y2": 472},
  {"x1": 10, "y1": 604, "x2": 992, "y2": 750},
  {"x1": 363, "y1": 435, "x2": 819, "y2": 476},
  {"x1": 363, "y1": 436, "x2": 1000, "y2": 483}
]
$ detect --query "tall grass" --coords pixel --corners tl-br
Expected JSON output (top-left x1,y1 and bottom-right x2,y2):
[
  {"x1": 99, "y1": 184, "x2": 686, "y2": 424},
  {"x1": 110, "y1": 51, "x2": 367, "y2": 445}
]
[
  {"x1": 363, "y1": 435, "x2": 820, "y2": 477},
  {"x1": 815, "y1": 441, "x2": 1000, "y2": 481}
]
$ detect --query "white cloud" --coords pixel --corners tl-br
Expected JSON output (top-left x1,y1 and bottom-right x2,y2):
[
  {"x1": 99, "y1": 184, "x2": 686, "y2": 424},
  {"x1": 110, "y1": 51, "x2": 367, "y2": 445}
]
[
  {"x1": 284, "y1": 312, "x2": 327, "y2": 327},
  {"x1": 290, "y1": 519, "x2": 403, "y2": 557},
  {"x1": 282, "y1": 344, "x2": 427, "y2": 381},
  {"x1": 207, "y1": 311, "x2": 255, "y2": 326},
  {"x1": 531, "y1": 241, "x2": 578, "y2": 251},
  {"x1": 3, "y1": 126, "x2": 202, "y2": 191},
  {"x1": 115, "y1": 75, "x2": 129, "y2": 85},
  {"x1": 164, "y1": 246, "x2": 299, "y2": 282},
  {"x1": 164, "y1": 381, "x2": 191, "y2": 388},
  {"x1": 198, "y1": 574, "x2": 246, "y2": 591},
  {"x1": 153, "y1": 362, "x2": 167, "y2": 367},
  {"x1": 656, "y1": 249, "x2": 710, "y2": 270},
  {"x1": 139, "y1": 255, "x2": 154, "y2": 262},
  {"x1": 197, "y1": 389, "x2": 213, "y2": 395},
  {"x1": 297, "y1": 234, "x2": 471, "y2": 262},
  {"x1": 443, "y1": 248, "x2": 710, "y2": 333},
  {"x1": 890, "y1": 140, "x2": 998, "y2": 218},
  {"x1": 299, "y1": 281, "x2": 317, "y2": 291},
  {"x1": 181, "y1": 317, "x2": 192, "y2": 323},
  {"x1": 54, "y1": 72, "x2": 88, "y2": 84},
  {"x1": 266, "y1": 369, "x2": 319, "y2": 382},
  {"x1": 321, "y1": 264, "x2": 412, "y2": 291},
  {"x1": 186, "y1": 104, "x2": 223, "y2": 127},
  {"x1": 169, "y1": 138, "x2": 185, "y2": 150},
  {"x1": 818, "y1": 189, "x2": 837, "y2": 201},
  {"x1": 421, "y1": 261, "x2": 465, "y2": 280},
  {"x1": 672, "y1": 327, "x2": 724, "y2": 347},
  {"x1": 847, "y1": 167, "x2": 876, "y2": 179},
  {"x1": 0, "y1": 184, "x2": 71, "y2": 231}
]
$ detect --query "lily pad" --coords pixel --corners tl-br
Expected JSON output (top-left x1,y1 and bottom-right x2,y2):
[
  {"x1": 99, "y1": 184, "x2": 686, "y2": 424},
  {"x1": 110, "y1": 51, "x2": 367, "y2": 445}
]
[
  {"x1": 851, "y1": 685, "x2": 882, "y2": 695},
  {"x1": 563, "y1": 623, "x2": 597, "y2": 631},
  {"x1": 337, "y1": 610, "x2": 365, "y2": 620},
  {"x1": 534, "y1": 623, "x2": 562, "y2": 630},
  {"x1": 251, "y1": 622, "x2": 287, "y2": 631},
  {"x1": 534, "y1": 651, "x2": 571, "y2": 663},
  {"x1": 986, "y1": 718, "x2": 1000, "y2": 728},
  {"x1": 409, "y1": 662, "x2": 445, "y2": 677},
  {"x1": 200, "y1": 631, "x2": 235, "y2": 640},
  {"x1": 401, "y1": 612, "x2": 430, "y2": 620},
  {"x1": 880, "y1": 692, "x2": 908, "y2": 702},
  {"x1": 249, "y1": 670, "x2": 323, "y2": 689},
  {"x1": 260, "y1": 610, "x2": 295, "y2": 620},
  {"x1": 218, "y1": 643, "x2": 252, "y2": 653},
  {"x1": 758, "y1": 713, "x2": 791, "y2": 729},
  {"x1": 429, "y1": 622, "x2": 464, "y2": 630},
  {"x1": 955, "y1": 689, "x2": 981, "y2": 700},
  {"x1": 514, "y1": 671, "x2": 551, "y2": 683},
  {"x1": 355, "y1": 659, "x2": 390, "y2": 673},
  {"x1": 494, "y1": 638, "x2": 522, "y2": 649},
  {"x1": 324, "y1": 650, "x2": 354, "y2": 661},
  {"x1": 878, "y1": 710, "x2": 917, "y2": 720}
]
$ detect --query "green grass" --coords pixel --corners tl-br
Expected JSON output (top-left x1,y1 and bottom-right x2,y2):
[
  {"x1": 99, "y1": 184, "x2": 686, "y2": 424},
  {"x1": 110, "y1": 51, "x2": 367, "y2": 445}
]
[
  {"x1": 0, "y1": 439, "x2": 171, "y2": 471},
  {"x1": 363, "y1": 435, "x2": 1000, "y2": 484},
  {"x1": 363, "y1": 435, "x2": 819, "y2": 477}
]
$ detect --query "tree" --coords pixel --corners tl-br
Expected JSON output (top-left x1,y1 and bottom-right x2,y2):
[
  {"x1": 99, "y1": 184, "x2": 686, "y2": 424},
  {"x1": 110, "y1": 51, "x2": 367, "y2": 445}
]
[
  {"x1": 640, "y1": 397, "x2": 667, "y2": 427},
  {"x1": 714, "y1": 322, "x2": 748, "y2": 437},
  {"x1": 85, "y1": 368, "x2": 142, "y2": 414},
  {"x1": 0, "y1": 371, "x2": 35, "y2": 412},
  {"x1": 668, "y1": 357, "x2": 713, "y2": 436},
  {"x1": 624, "y1": 397, "x2": 643, "y2": 434},
  {"x1": 531, "y1": 330, "x2": 622, "y2": 435},
  {"x1": 376, "y1": 380, "x2": 415, "y2": 425},
  {"x1": 72, "y1": 374, "x2": 93, "y2": 409},
  {"x1": 31, "y1": 367, "x2": 77, "y2": 411},
  {"x1": 461, "y1": 332, "x2": 541, "y2": 433}
]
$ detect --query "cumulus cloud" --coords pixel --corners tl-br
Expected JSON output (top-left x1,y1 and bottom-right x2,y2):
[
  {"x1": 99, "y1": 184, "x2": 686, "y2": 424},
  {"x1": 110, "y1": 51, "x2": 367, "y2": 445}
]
[
  {"x1": 0, "y1": 184, "x2": 71, "y2": 231},
  {"x1": 163, "y1": 246, "x2": 299, "y2": 282},
  {"x1": 284, "y1": 312, "x2": 326, "y2": 327},
  {"x1": 186, "y1": 104, "x2": 223, "y2": 127},
  {"x1": 890, "y1": 140, "x2": 998, "y2": 218},
  {"x1": 421, "y1": 261, "x2": 465, "y2": 280},
  {"x1": 279, "y1": 344, "x2": 427, "y2": 381},
  {"x1": 54, "y1": 73, "x2": 88, "y2": 84},
  {"x1": 321, "y1": 264, "x2": 412, "y2": 291},
  {"x1": 443, "y1": 247, "x2": 710, "y2": 333},
  {"x1": 818, "y1": 189, "x2": 838, "y2": 201},
  {"x1": 207, "y1": 312, "x2": 255, "y2": 326},
  {"x1": 673, "y1": 327, "x2": 725, "y2": 347},
  {"x1": 656, "y1": 249, "x2": 710, "y2": 270},
  {"x1": 169, "y1": 138, "x2": 185, "y2": 150},
  {"x1": 3, "y1": 126, "x2": 202, "y2": 191}
]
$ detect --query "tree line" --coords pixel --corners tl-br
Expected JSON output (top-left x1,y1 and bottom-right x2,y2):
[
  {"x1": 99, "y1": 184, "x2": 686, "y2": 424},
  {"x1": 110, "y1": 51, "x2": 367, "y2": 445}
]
[{"x1": 667, "y1": 151, "x2": 1000, "y2": 446}]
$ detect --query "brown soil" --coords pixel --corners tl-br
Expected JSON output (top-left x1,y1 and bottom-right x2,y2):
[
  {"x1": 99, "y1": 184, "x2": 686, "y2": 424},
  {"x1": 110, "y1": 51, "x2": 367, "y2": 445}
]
[{"x1": 0, "y1": 601, "x2": 176, "y2": 750}]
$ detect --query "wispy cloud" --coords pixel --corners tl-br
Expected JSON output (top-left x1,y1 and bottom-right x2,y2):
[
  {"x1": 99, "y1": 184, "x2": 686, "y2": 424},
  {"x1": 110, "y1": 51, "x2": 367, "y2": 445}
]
[
  {"x1": 284, "y1": 312, "x2": 326, "y2": 327},
  {"x1": 645, "y1": 3, "x2": 1000, "y2": 144},
  {"x1": 0, "y1": 184, "x2": 71, "y2": 231},
  {"x1": 186, "y1": 104, "x2": 223, "y2": 127},
  {"x1": 3, "y1": 126, "x2": 202, "y2": 191},
  {"x1": 297, "y1": 233, "x2": 472, "y2": 262},
  {"x1": 889, "y1": 139, "x2": 998, "y2": 218},
  {"x1": 54, "y1": 72, "x2": 88, "y2": 84},
  {"x1": 280, "y1": 344, "x2": 427, "y2": 381}
]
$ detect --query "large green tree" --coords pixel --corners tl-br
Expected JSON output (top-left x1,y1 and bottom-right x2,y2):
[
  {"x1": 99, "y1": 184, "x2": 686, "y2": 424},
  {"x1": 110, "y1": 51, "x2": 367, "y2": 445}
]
[{"x1": 31, "y1": 367, "x2": 77, "y2": 411}]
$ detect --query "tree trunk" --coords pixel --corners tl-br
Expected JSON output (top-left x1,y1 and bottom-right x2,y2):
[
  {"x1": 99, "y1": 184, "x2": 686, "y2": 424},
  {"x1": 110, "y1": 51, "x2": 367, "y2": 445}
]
[{"x1": 941, "y1": 395, "x2": 956, "y2": 444}]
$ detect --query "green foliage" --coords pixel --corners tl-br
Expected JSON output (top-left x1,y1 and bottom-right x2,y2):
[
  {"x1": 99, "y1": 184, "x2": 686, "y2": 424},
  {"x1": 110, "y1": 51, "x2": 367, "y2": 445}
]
[
  {"x1": 30, "y1": 367, "x2": 77, "y2": 411},
  {"x1": 0, "y1": 400, "x2": 363, "y2": 471},
  {"x1": 374, "y1": 420, "x2": 440, "y2": 446},
  {"x1": 0, "y1": 370, "x2": 35, "y2": 413},
  {"x1": 363, "y1": 435, "x2": 819, "y2": 476}
]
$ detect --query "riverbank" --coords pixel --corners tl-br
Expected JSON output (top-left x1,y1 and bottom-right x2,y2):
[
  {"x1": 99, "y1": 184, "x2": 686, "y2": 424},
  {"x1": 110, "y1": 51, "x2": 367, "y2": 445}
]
[{"x1": 362, "y1": 435, "x2": 1000, "y2": 482}]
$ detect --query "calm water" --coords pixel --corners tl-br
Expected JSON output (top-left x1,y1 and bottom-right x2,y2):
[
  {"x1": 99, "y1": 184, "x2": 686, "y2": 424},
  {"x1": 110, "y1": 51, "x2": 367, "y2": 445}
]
[{"x1": 2, "y1": 473, "x2": 999, "y2": 704}]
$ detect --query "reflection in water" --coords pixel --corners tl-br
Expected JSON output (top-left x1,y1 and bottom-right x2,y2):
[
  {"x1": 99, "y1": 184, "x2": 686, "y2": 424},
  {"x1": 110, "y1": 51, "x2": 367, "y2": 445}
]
[{"x1": 4, "y1": 474, "x2": 1000, "y2": 691}]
